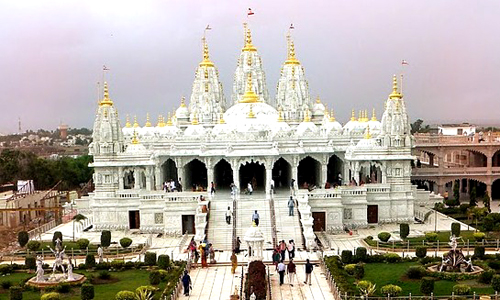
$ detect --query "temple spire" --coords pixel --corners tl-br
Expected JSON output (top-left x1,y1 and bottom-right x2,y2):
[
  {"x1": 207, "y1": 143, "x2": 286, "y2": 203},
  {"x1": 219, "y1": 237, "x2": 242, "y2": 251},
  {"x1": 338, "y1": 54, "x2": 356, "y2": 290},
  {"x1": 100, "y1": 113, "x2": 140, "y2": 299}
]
[
  {"x1": 371, "y1": 108, "x2": 377, "y2": 121},
  {"x1": 125, "y1": 114, "x2": 131, "y2": 128},
  {"x1": 199, "y1": 37, "x2": 214, "y2": 67},
  {"x1": 285, "y1": 34, "x2": 300, "y2": 65},
  {"x1": 240, "y1": 72, "x2": 259, "y2": 103},
  {"x1": 99, "y1": 82, "x2": 113, "y2": 106},
  {"x1": 144, "y1": 113, "x2": 152, "y2": 127},
  {"x1": 242, "y1": 23, "x2": 257, "y2": 52},
  {"x1": 389, "y1": 74, "x2": 402, "y2": 99}
]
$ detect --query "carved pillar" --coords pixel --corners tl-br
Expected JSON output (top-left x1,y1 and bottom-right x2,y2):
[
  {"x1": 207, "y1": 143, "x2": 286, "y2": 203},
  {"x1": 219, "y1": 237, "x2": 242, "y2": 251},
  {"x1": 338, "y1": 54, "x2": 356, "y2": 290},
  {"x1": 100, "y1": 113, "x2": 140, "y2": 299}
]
[
  {"x1": 133, "y1": 168, "x2": 140, "y2": 190},
  {"x1": 155, "y1": 165, "x2": 161, "y2": 191},
  {"x1": 320, "y1": 163, "x2": 328, "y2": 188},
  {"x1": 231, "y1": 160, "x2": 240, "y2": 195},
  {"x1": 265, "y1": 160, "x2": 273, "y2": 199},
  {"x1": 207, "y1": 167, "x2": 214, "y2": 191},
  {"x1": 487, "y1": 183, "x2": 492, "y2": 198},
  {"x1": 291, "y1": 159, "x2": 298, "y2": 191},
  {"x1": 145, "y1": 166, "x2": 152, "y2": 191},
  {"x1": 118, "y1": 167, "x2": 124, "y2": 190}
]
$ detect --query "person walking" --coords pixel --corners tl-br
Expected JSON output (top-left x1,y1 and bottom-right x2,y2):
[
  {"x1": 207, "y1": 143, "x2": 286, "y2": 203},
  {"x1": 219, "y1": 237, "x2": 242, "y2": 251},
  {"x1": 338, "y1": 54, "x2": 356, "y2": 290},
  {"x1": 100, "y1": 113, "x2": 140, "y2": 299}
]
[
  {"x1": 247, "y1": 182, "x2": 253, "y2": 195},
  {"x1": 287, "y1": 240, "x2": 295, "y2": 259},
  {"x1": 231, "y1": 251, "x2": 238, "y2": 274},
  {"x1": 234, "y1": 237, "x2": 241, "y2": 254},
  {"x1": 210, "y1": 181, "x2": 216, "y2": 195},
  {"x1": 272, "y1": 247, "x2": 280, "y2": 270},
  {"x1": 288, "y1": 196, "x2": 295, "y2": 216},
  {"x1": 209, "y1": 243, "x2": 216, "y2": 264},
  {"x1": 270, "y1": 179, "x2": 275, "y2": 194},
  {"x1": 252, "y1": 210, "x2": 260, "y2": 226},
  {"x1": 287, "y1": 259, "x2": 296, "y2": 286},
  {"x1": 182, "y1": 270, "x2": 191, "y2": 296},
  {"x1": 277, "y1": 260, "x2": 286, "y2": 286},
  {"x1": 225, "y1": 206, "x2": 232, "y2": 225},
  {"x1": 290, "y1": 179, "x2": 296, "y2": 196},
  {"x1": 279, "y1": 240, "x2": 287, "y2": 261},
  {"x1": 304, "y1": 258, "x2": 314, "y2": 286}
]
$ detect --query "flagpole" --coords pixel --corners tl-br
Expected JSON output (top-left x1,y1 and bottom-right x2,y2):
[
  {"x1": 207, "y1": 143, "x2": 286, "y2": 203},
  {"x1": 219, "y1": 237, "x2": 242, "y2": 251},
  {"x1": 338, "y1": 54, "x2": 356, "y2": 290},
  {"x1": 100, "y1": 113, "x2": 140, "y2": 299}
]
[{"x1": 400, "y1": 74, "x2": 404, "y2": 96}]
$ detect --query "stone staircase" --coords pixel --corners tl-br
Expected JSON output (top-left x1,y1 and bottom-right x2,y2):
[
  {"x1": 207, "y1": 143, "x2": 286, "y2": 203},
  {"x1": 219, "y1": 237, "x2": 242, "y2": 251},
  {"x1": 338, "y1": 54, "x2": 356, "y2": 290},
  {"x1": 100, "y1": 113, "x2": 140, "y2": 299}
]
[
  {"x1": 273, "y1": 196, "x2": 303, "y2": 249},
  {"x1": 235, "y1": 194, "x2": 275, "y2": 250},
  {"x1": 205, "y1": 196, "x2": 234, "y2": 250}
]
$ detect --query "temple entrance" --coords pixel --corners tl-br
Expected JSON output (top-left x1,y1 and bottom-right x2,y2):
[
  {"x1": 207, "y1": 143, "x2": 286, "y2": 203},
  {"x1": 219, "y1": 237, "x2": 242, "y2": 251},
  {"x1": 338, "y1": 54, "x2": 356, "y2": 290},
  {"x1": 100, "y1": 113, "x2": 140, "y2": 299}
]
[
  {"x1": 182, "y1": 215, "x2": 195, "y2": 234},
  {"x1": 312, "y1": 212, "x2": 326, "y2": 231},
  {"x1": 123, "y1": 170, "x2": 134, "y2": 189},
  {"x1": 214, "y1": 159, "x2": 233, "y2": 189},
  {"x1": 367, "y1": 205, "x2": 378, "y2": 224},
  {"x1": 298, "y1": 156, "x2": 320, "y2": 188},
  {"x1": 184, "y1": 159, "x2": 207, "y2": 191},
  {"x1": 239, "y1": 161, "x2": 265, "y2": 191},
  {"x1": 272, "y1": 158, "x2": 291, "y2": 190},
  {"x1": 326, "y1": 155, "x2": 343, "y2": 187},
  {"x1": 162, "y1": 159, "x2": 178, "y2": 183},
  {"x1": 129, "y1": 211, "x2": 140, "y2": 229}
]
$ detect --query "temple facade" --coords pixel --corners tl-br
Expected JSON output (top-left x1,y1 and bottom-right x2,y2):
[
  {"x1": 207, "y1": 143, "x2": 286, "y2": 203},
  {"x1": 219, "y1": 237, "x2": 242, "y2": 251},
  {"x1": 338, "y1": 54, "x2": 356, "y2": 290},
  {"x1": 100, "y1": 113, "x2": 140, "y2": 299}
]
[{"x1": 76, "y1": 24, "x2": 429, "y2": 237}]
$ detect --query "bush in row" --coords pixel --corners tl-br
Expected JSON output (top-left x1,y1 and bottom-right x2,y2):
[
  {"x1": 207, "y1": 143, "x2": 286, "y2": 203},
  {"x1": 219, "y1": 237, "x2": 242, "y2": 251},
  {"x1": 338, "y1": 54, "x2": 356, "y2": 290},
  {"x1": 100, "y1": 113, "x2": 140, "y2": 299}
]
[
  {"x1": 406, "y1": 266, "x2": 427, "y2": 279},
  {"x1": 9, "y1": 286, "x2": 23, "y2": 300},
  {"x1": 425, "y1": 232, "x2": 438, "y2": 243},
  {"x1": 41, "y1": 292, "x2": 62, "y2": 300},
  {"x1": 27, "y1": 240, "x2": 41, "y2": 252},
  {"x1": 81, "y1": 284, "x2": 94, "y2": 300},
  {"x1": 378, "y1": 232, "x2": 391, "y2": 242},
  {"x1": 420, "y1": 277, "x2": 434, "y2": 295},
  {"x1": 355, "y1": 247, "x2": 367, "y2": 262},
  {"x1": 416, "y1": 246, "x2": 427, "y2": 258},
  {"x1": 77, "y1": 239, "x2": 90, "y2": 250},
  {"x1": 115, "y1": 291, "x2": 135, "y2": 300},
  {"x1": 451, "y1": 222, "x2": 461, "y2": 237},
  {"x1": 381, "y1": 284, "x2": 402, "y2": 297},
  {"x1": 157, "y1": 255, "x2": 170, "y2": 270},
  {"x1": 145, "y1": 252, "x2": 157, "y2": 266},
  {"x1": 400, "y1": 224, "x2": 410, "y2": 239},
  {"x1": 52, "y1": 231, "x2": 63, "y2": 246},
  {"x1": 453, "y1": 284, "x2": 471, "y2": 295},
  {"x1": 18, "y1": 231, "x2": 29, "y2": 248},
  {"x1": 119, "y1": 238, "x2": 132, "y2": 249}
]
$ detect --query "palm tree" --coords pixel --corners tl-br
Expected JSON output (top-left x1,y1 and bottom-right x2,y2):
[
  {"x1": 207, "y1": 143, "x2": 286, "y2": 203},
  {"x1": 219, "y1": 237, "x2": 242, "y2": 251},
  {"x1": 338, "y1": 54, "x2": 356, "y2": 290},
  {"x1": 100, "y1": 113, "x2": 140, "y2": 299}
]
[
  {"x1": 72, "y1": 214, "x2": 87, "y2": 242},
  {"x1": 467, "y1": 207, "x2": 488, "y2": 230}
]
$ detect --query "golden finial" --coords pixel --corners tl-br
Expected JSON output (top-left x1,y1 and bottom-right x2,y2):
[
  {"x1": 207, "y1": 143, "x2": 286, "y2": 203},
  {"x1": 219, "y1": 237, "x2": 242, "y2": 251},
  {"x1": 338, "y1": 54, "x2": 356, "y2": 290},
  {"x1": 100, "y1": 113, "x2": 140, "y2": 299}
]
[
  {"x1": 99, "y1": 82, "x2": 114, "y2": 106},
  {"x1": 285, "y1": 35, "x2": 300, "y2": 65},
  {"x1": 350, "y1": 109, "x2": 356, "y2": 121},
  {"x1": 199, "y1": 37, "x2": 214, "y2": 67},
  {"x1": 131, "y1": 130, "x2": 139, "y2": 144},
  {"x1": 240, "y1": 72, "x2": 259, "y2": 103},
  {"x1": 167, "y1": 112, "x2": 173, "y2": 126},
  {"x1": 125, "y1": 114, "x2": 132, "y2": 128},
  {"x1": 180, "y1": 96, "x2": 186, "y2": 107},
  {"x1": 247, "y1": 104, "x2": 256, "y2": 118},
  {"x1": 157, "y1": 115, "x2": 165, "y2": 127},
  {"x1": 304, "y1": 108, "x2": 311, "y2": 122},
  {"x1": 364, "y1": 125, "x2": 372, "y2": 139},
  {"x1": 191, "y1": 113, "x2": 199, "y2": 125},
  {"x1": 371, "y1": 108, "x2": 377, "y2": 121},
  {"x1": 364, "y1": 109, "x2": 368, "y2": 122},
  {"x1": 204, "y1": 83, "x2": 209, "y2": 92},
  {"x1": 316, "y1": 95, "x2": 321, "y2": 104},
  {"x1": 242, "y1": 23, "x2": 257, "y2": 52},
  {"x1": 358, "y1": 110, "x2": 362, "y2": 122},
  {"x1": 145, "y1": 113, "x2": 152, "y2": 127},
  {"x1": 389, "y1": 74, "x2": 402, "y2": 99},
  {"x1": 329, "y1": 109, "x2": 336, "y2": 122},
  {"x1": 219, "y1": 113, "x2": 226, "y2": 124},
  {"x1": 278, "y1": 107, "x2": 284, "y2": 122},
  {"x1": 204, "y1": 69, "x2": 209, "y2": 79},
  {"x1": 133, "y1": 116, "x2": 139, "y2": 128}
]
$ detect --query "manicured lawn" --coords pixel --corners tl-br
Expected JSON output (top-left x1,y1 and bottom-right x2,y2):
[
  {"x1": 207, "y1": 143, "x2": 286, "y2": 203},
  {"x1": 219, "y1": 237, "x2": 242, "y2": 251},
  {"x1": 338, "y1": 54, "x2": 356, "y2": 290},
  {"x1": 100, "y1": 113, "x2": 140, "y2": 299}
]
[
  {"x1": 363, "y1": 262, "x2": 494, "y2": 296},
  {"x1": 365, "y1": 231, "x2": 488, "y2": 249},
  {"x1": 0, "y1": 268, "x2": 181, "y2": 300}
]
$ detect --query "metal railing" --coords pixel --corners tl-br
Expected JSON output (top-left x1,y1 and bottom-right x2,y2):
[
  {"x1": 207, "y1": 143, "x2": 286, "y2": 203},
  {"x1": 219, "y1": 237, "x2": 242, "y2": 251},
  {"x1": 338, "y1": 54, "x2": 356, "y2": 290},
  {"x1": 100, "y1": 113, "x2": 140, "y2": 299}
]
[
  {"x1": 319, "y1": 251, "x2": 342, "y2": 300},
  {"x1": 232, "y1": 196, "x2": 237, "y2": 251},
  {"x1": 168, "y1": 259, "x2": 191, "y2": 300},
  {"x1": 28, "y1": 220, "x2": 57, "y2": 240},
  {"x1": 268, "y1": 193, "x2": 278, "y2": 248},
  {"x1": 267, "y1": 265, "x2": 272, "y2": 300}
]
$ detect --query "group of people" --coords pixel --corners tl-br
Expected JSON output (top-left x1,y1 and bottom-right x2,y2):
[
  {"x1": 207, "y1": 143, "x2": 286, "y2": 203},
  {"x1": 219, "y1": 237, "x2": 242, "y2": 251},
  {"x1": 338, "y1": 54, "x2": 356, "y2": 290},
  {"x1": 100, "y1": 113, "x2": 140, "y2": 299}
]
[
  {"x1": 272, "y1": 240, "x2": 314, "y2": 286},
  {"x1": 187, "y1": 238, "x2": 217, "y2": 270},
  {"x1": 163, "y1": 178, "x2": 182, "y2": 192}
]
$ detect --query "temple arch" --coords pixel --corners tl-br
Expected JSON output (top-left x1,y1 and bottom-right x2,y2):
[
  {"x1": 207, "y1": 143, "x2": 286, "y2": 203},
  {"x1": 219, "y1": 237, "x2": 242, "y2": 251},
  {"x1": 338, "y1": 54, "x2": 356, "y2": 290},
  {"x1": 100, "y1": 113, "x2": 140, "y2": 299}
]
[
  {"x1": 214, "y1": 159, "x2": 233, "y2": 189},
  {"x1": 162, "y1": 159, "x2": 178, "y2": 183},
  {"x1": 184, "y1": 159, "x2": 207, "y2": 191},
  {"x1": 239, "y1": 160, "x2": 265, "y2": 191},
  {"x1": 493, "y1": 178, "x2": 500, "y2": 200},
  {"x1": 298, "y1": 156, "x2": 320, "y2": 188},
  {"x1": 272, "y1": 157, "x2": 291, "y2": 190},
  {"x1": 123, "y1": 169, "x2": 135, "y2": 189},
  {"x1": 326, "y1": 155, "x2": 343, "y2": 186}
]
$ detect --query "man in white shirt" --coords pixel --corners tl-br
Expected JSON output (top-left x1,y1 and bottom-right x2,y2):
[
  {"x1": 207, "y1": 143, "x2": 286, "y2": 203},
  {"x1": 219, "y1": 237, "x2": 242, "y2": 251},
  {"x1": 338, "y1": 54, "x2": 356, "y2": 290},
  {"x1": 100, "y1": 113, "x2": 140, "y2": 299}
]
[
  {"x1": 225, "y1": 206, "x2": 232, "y2": 225},
  {"x1": 277, "y1": 260, "x2": 286, "y2": 286}
]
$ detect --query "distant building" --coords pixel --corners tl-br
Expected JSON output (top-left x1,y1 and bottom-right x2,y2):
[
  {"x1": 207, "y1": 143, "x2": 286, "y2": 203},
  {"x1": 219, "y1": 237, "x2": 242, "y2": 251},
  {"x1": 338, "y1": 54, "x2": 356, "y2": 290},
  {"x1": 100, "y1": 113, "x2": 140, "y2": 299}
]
[
  {"x1": 58, "y1": 124, "x2": 68, "y2": 140},
  {"x1": 438, "y1": 123, "x2": 476, "y2": 136}
]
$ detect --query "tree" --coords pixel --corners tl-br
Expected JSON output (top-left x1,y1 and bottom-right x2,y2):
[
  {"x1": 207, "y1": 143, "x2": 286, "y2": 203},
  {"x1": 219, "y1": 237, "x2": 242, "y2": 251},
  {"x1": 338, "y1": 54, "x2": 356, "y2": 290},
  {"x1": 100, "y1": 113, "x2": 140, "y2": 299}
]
[
  {"x1": 469, "y1": 186, "x2": 477, "y2": 206},
  {"x1": 400, "y1": 224, "x2": 410, "y2": 240},
  {"x1": 411, "y1": 119, "x2": 431, "y2": 134},
  {"x1": 483, "y1": 191, "x2": 491, "y2": 212},
  {"x1": 101, "y1": 231, "x2": 111, "y2": 248},
  {"x1": 451, "y1": 222, "x2": 461, "y2": 237},
  {"x1": 453, "y1": 180, "x2": 460, "y2": 206},
  {"x1": 468, "y1": 207, "x2": 489, "y2": 228},
  {"x1": 119, "y1": 237, "x2": 132, "y2": 249},
  {"x1": 17, "y1": 231, "x2": 29, "y2": 248}
]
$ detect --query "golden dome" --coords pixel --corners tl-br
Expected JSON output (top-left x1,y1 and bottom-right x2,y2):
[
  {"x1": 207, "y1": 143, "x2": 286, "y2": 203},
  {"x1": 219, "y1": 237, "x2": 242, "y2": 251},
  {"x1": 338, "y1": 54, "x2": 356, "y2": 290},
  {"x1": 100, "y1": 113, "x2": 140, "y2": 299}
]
[
  {"x1": 242, "y1": 24, "x2": 257, "y2": 52},
  {"x1": 389, "y1": 75, "x2": 402, "y2": 99},
  {"x1": 371, "y1": 108, "x2": 377, "y2": 121},
  {"x1": 304, "y1": 108, "x2": 311, "y2": 122},
  {"x1": 167, "y1": 112, "x2": 174, "y2": 126},
  {"x1": 199, "y1": 37, "x2": 214, "y2": 67},
  {"x1": 364, "y1": 126, "x2": 372, "y2": 139},
  {"x1": 131, "y1": 130, "x2": 139, "y2": 144},
  {"x1": 99, "y1": 82, "x2": 113, "y2": 106},
  {"x1": 191, "y1": 113, "x2": 199, "y2": 125},
  {"x1": 180, "y1": 96, "x2": 187, "y2": 108},
  {"x1": 133, "y1": 116, "x2": 139, "y2": 128},
  {"x1": 144, "y1": 113, "x2": 152, "y2": 127},
  {"x1": 350, "y1": 109, "x2": 356, "y2": 121},
  {"x1": 157, "y1": 115, "x2": 166, "y2": 127},
  {"x1": 240, "y1": 72, "x2": 260, "y2": 103},
  {"x1": 219, "y1": 113, "x2": 226, "y2": 124},
  {"x1": 125, "y1": 114, "x2": 132, "y2": 128},
  {"x1": 329, "y1": 109, "x2": 336, "y2": 122}
]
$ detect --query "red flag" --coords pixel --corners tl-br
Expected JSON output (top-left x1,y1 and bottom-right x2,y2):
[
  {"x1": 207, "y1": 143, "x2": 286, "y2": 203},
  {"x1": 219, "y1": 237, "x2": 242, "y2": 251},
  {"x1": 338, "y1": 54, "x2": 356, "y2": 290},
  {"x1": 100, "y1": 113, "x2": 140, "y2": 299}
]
[
  {"x1": 205, "y1": 24, "x2": 211, "y2": 30},
  {"x1": 401, "y1": 60, "x2": 409, "y2": 65},
  {"x1": 290, "y1": 23, "x2": 294, "y2": 30},
  {"x1": 248, "y1": 8, "x2": 254, "y2": 16}
]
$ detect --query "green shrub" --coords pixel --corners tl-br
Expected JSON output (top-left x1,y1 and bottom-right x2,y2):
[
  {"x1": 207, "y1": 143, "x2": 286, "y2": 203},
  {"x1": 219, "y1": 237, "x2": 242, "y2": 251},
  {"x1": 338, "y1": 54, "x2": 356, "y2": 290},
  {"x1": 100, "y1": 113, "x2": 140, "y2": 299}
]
[
  {"x1": 26, "y1": 240, "x2": 41, "y2": 252},
  {"x1": 157, "y1": 255, "x2": 170, "y2": 270},
  {"x1": 357, "y1": 280, "x2": 376, "y2": 296},
  {"x1": 473, "y1": 232, "x2": 485, "y2": 242},
  {"x1": 484, "y1": 213, "x2": 500, "y2": 231},
  {"x1": 55, "y1": 283, "x2": 70, "y2": 293},
  {"x1": 488, "y1": 261, "x2": 500, "y2": 270},
  {"x1": 344, "y1": 264, "x2": 356, "y2": 275},
  {"x1": 384, "y1": 253, "x2": 401, "y2": 263},
  {"x1": 135, "y1": 286, "x2": 158, "y2": 297},
  {"x1": 459, "y1": 204, "x2": 470, "y2": 214},
  {"x1": 341, "y1": 250, "x2": 352, "y2": 264},
  {"x1": 145, "y1": 252, "x2": 157, "y2": 266},
  {"x1": 25, "y1": 256, "x2": 36, "y2": 270},
  {"x1": 115, "y1": 291, "x2": 135, "y2": 300},
  {"x1": 77, "y1": 239, "x2": 90, "y2": 250},
  {"x1": 416, "y1": 246, "x2": 427, "y2": 258},
  {"x1": 400, "y1": 224, "x2": 409, "y2": 239},
  {"x1": 492, "y1": 275, "x2": 500, "y2": 292},
  {"x1": 425, "y1": 232, "x2": 438, "y2": 243},
  {"x1": 474, "y1": 246, "x2": 485, "y2": 258},
  {"x1": 52, "y1": 231, "x2": 63, "y2": 246},
  {"x1": 377, "y1": 232, "x2": 391, "y2": 242},
  {"x1": 406, "y1": 266, "x2": 427, "y2": 279},
  {"x1": 354, "y1": 264, "x2": 364, "y2": 279},
  {"x1": 451, "y1": 222, "x2": 461, "y2": 237},
  {"x1": 0, "y1": 264, "x2": 12, "y2": 275},
  {"x1": 478, "y1": 270, "x2": 494, "y2": 284},
  {"x1": 149, "y1": 270, "x2": 161, "y2": 285},
  {"x1": 355, "y1": 247, "x2": 367, "y2": 262},
  {"x1": 380, "y1": 284, "x2": 402, "y2": 296},
  {"x1": 18, "y1": 231, "x2": 29, "y2": 248},
  {"x1": 41, "y1": 292, "x2": 62, "y2": 300},
  {"x1": 9, "y1": 286, "x2": 23, "y2": 300},
  {"x1": 85, "y1": 254, "x2": 96, "y2": 268},
  {"x1": 101, "y1": 231, "x2": 111, "y2": 248},
  {"x1": 420, "y1": 277, "x2": 435, "y2": 295},
  {"x1": 119, "y1": 237, "x2": 132, "y2": 249},
  {"x1": 81, "y1": 284, "x2": 94, "y2": 300},
  {"x1": 453, "y1": 284, "x2": 471, "y2": 295},
  {"x1": 1, "y1": 281, "x2": 13, "y2": 289},
  {"x1": 111, "y1": 260, "x2": 125, "y2": 270},
  {"x1": 98, "y1": 270, "x2": 111, "y2": 280}
]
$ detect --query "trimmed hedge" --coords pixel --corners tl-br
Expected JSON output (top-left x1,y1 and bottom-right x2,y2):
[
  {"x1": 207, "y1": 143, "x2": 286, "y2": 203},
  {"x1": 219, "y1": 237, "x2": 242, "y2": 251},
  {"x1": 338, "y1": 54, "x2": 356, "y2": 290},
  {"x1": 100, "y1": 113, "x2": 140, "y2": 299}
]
[
  {"x1": 406, "y1": 266, "x2": 427, "y2": 279},
  {"x1": 85, "y1": 254, "x2": 96, "y2": 268},
  {"x1": 354, "y1": 264, "x2": 364, "y2": 279},
  {"x1": 119, "y1": 237, "x2": 132, "y2": 249},
  {"x1": 52, "y1": 231, "x2": 63, "y2": 246},
  {"x1": 245, "y1": 260, "x2": 267, "y2": 299},
  {"x1": 81, "y1": 284, "x2": 94, "y2": 300},
  {"x1": 451, "y1": 222, "x2": 461, "y2": 237},
  {"x1": 157, "y1": 255, "x2": 170, "y2": 270},
  {"x1": 41, "y1": 292, "x2": 62, "y2": 300},
  {"x1": 416, "y1": 246, "x2": 427, "y2": 258},
  {"x1": 453, "y1": 284, "x2": 471, "y2": 295},
  {"x1": 101, "y1": 230, "x2": 111, "y2": 248},
  {"x1": 115, "y1": 291, "x2": 135, "y2": 300},
  {"x1": 149, "y1": 271, "x2": 161, "y2": 285},
  {"x1": 9, "y1": 286, "x2": 23, "y2": 300},
  {"x1": 341, "y1": 250, "x2": 352, "y2": 264},
  {"x1": 400, "y1": 224, "x2": 410, "y2": 239},
  {"x1": 492, "y1": 275, "x2": 500, "y2": 292},
  {"x1": 420, "y1": 277, "x2": 435, "y2": 295},
  {"x1": 27, "y1": 240, "x2": 41, "y2": 252},
  {"x1": 425, "y1": 232, "x2": 438, "y2": 243},
  {"x1": 77, "y1": 239, "x2": 90, "y2": 250},
  {"x1": 145, "y1": 252, "x2": 157, "y2": 266},
  {"x1": 18, "y1": 231, "x2": 29, "y2": 248},
  {"x1": 381, "y1": 284, "x2": 402, "y2": 296},
  {"x1": 474, "y1": 246, "x2": 485, "y2": 258},
  {"x1": 378, "y1": 232, "x2": 391, "y2": 242},
  {"x1": 25, "y1": 256, "x2": 36, "y2": 270},
  {"x1": 355, "y1": 247, "x2": 367, "y2": 262},
  {"x1": 474, "y1": 232, "x2": 486, "y2": 242}
]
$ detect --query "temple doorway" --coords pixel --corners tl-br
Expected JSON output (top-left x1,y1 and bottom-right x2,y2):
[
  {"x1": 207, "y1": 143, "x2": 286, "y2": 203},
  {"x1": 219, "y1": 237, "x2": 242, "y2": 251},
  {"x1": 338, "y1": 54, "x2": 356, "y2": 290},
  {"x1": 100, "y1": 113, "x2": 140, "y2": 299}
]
[
  {"x1": 182, "y1": 215, "x2": 195, "y2": 234},
  {"x1": 162, "y1": 159, "x2": 178, "y2": 183},
  {"x1": 129, "y1": 211, "x2": 140, "y2": 229},
  {"x1": 272, "y1": 158, "x2": 291, "y2": 190},
  {"x1": 326, "y1": 155, "x2": 343, "y2": 187},
  {"x1": 312, "y1": 212, "x2": 326, "y2": 231},
  {"x1": 214, "y1": 159, "x2": 233, "y2": 189},
  {"x1": 367, "y1": 205, "x2": 378, "y2": 224},
  {"x1": 184, "y1": 159, "x2": 207, "y2": 191},
  {"x1": 239, "y1": 161, "x2": 265, "y2": 191},
  {"x1": 123, "y1": 170, "x2": 134, "y2": 189},
  {"x1": 298, "y1": 156, "x2": 320, "y2": 188}
]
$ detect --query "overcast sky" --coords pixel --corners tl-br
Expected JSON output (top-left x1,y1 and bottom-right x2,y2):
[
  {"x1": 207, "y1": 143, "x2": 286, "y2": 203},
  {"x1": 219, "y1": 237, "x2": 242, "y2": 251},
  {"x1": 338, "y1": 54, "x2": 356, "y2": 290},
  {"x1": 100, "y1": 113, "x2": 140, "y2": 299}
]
[{"x1": 1, "y1": 0, "x2": 499, "y2": 134}]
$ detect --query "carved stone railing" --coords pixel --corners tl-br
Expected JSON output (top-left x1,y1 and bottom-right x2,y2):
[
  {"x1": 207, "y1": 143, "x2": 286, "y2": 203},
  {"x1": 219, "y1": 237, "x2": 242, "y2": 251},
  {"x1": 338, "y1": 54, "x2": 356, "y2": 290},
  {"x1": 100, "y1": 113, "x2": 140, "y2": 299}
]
[
  {"x1": 414, "y1": 133, "x2": 500, "y2": 145},
  {"x1": 296, "y1": 193, "x2": 316, "y2": 250}
]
